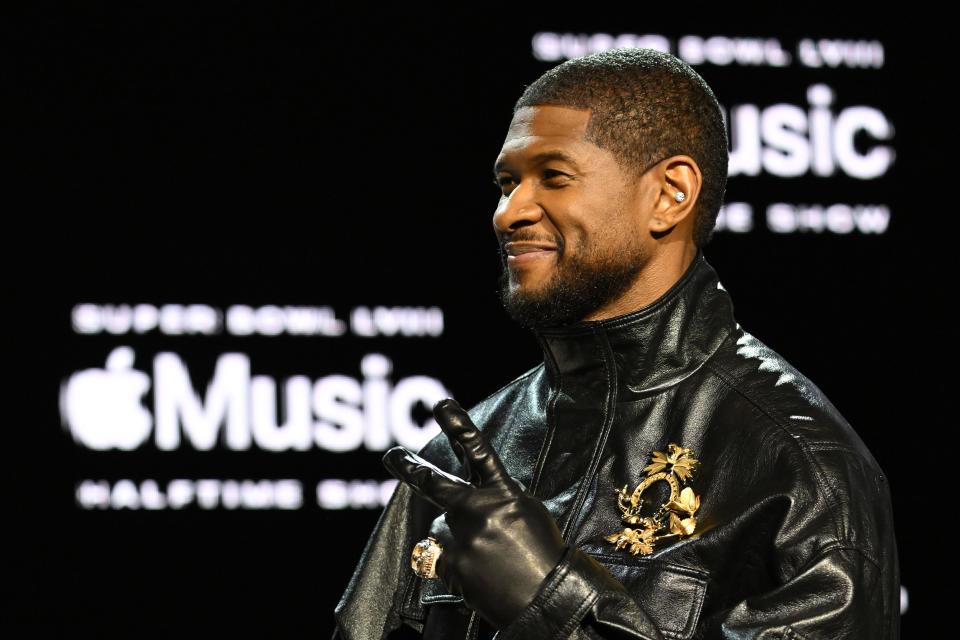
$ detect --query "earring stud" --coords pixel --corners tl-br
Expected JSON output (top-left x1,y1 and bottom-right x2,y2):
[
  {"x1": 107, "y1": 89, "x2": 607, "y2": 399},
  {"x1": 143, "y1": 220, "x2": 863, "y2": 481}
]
[{"x1": 674, "y1": 191, "x2": 685, "y2": 203}]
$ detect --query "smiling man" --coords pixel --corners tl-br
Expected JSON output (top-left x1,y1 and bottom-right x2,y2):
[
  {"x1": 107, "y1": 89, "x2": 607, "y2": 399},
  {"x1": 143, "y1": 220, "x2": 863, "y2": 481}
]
[
  {"x1": 493, "y1": 104, "x2": 697, "y2": 328},
  {"x1": 333, "y1": 48, "x2": 899, "y2": 640}
]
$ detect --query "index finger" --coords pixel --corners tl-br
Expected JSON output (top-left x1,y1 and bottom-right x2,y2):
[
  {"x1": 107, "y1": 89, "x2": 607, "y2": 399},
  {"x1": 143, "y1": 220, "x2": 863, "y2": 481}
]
[
  {"x1": 382, "y1": 446, "x2": 474, "y2": 511},
  {"x1": 433, "y1": 398, "x2": 513, "y2": 488}
]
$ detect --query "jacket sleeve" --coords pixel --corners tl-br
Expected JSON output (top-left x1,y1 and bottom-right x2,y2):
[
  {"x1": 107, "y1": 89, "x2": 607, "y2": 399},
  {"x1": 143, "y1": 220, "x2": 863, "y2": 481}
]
[
  {"x1": 493, "y1": 542, "x2": 897, "y2": 640},
  {"x1": 333, "y1": 481, "x2": 432, "y2": 640},
  {"x1": 711, "y1": 545, "x2": 896, "y2": 639}
]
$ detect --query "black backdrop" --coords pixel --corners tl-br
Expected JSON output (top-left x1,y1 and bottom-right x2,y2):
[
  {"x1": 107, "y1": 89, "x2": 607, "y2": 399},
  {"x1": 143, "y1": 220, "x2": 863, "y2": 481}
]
[{"x1": 5, "y1": 7, "x2": 946, "y2": 637}]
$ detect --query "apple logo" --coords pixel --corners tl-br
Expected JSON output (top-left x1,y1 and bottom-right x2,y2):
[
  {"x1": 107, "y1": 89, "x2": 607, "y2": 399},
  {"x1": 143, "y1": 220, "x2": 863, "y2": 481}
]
[{"x1": 60, "y1": 346, "x2": 153, "y2": 450}]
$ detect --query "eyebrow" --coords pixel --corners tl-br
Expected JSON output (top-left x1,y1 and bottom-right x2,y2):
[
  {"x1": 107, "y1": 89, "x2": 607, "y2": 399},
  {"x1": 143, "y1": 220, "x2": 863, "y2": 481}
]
[{"x1": 493, "y1": 150, "x2": 581, "y2": 176}]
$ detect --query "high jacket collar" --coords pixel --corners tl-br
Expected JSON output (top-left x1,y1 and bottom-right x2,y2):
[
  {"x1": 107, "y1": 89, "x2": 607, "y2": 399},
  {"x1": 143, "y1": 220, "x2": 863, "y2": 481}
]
[{"x1": 532, "y1": 249, "x2": 738, "y2": 401}]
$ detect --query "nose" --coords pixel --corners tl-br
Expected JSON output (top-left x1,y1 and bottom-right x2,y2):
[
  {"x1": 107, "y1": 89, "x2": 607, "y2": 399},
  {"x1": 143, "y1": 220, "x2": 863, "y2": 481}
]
[{"x1": 492, "y1": 179, "x2": 544, "y2": 235}]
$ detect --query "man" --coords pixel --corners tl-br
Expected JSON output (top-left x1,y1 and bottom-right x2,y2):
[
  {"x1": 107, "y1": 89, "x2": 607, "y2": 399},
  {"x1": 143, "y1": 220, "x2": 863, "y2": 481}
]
[{"x1": 332, "y1": 48, "x2": 899, "y2": 639}]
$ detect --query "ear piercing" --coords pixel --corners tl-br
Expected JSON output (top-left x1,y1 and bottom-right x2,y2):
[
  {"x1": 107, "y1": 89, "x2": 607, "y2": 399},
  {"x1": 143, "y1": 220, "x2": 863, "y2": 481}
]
[{"x1": 674, "y1": 191, "x2": 686, "y2": 203}]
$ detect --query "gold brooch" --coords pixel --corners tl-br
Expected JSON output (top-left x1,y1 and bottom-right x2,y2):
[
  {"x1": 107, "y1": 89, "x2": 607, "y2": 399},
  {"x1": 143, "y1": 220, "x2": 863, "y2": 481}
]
[{"x1": 605, "y1": 444, "x2": 702, "y2": 556}]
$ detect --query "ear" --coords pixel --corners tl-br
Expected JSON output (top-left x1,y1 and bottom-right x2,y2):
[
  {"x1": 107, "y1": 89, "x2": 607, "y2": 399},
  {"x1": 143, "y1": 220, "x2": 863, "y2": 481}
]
[{"x1": 647, "y1": 155, "x2": 702, "y2": 237}]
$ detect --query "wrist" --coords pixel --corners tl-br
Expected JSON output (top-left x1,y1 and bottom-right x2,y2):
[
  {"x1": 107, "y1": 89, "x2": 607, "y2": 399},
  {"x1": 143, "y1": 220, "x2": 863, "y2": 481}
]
[
  {"x1": 494, "y1": 546, "x2": 616, "y2": 639},
  {"x1": 477, "y1": 545, "x2": 570, "y2": 630}
]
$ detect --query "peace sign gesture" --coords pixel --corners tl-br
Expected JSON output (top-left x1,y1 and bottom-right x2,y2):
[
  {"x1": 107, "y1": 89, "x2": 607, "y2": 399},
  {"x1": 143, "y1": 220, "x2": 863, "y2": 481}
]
[{"x1": 383, "y1": 398, "x2": 568, "y2": 630}]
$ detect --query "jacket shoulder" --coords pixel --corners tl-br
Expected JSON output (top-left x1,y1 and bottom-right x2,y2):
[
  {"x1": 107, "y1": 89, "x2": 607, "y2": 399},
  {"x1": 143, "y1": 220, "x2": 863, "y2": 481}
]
[
  {"x1": 703, "y1": 326, "x2": 894, "y2": 562},
  {"x1": 706, "y1": 326, "x2": 878, "y2": 464}
]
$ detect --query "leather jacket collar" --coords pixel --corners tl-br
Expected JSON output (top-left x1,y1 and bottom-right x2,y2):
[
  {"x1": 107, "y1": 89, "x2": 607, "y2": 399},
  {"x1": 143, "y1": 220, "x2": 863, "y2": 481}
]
[{"x1": 532, "y1": 247, "x2": 736, "y2": 400}]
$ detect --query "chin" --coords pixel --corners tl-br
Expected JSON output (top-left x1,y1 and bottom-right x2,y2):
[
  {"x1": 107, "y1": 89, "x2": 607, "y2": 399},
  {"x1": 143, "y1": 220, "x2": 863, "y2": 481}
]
[
  {"x1": 508, "y1": 278, "x2": 551, "y2": 300},
  {"x1": 510, "y1": 265, "x2": 554, "y2": 287}
]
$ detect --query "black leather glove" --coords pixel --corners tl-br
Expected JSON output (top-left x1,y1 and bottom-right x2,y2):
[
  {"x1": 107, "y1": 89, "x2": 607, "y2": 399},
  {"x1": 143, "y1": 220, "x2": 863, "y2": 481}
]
[{"x1": 382, "y1": 398, "x2": 568, "y2": 630}]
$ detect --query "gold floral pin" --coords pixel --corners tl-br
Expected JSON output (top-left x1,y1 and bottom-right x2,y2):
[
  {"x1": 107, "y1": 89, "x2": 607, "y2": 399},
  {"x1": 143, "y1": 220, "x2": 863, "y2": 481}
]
[{"x1": 605, "y1": 443, "x2": 702, "y2": 556}]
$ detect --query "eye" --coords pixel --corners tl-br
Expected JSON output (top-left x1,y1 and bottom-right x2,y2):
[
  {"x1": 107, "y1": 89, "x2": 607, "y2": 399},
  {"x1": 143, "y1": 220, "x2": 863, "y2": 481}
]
[
  {"x1": 542, "y1": 169, "x2": 568, "y2": 182},
  {"x1": 492, "y1": 170, "x2": 567, "y2": 194}
]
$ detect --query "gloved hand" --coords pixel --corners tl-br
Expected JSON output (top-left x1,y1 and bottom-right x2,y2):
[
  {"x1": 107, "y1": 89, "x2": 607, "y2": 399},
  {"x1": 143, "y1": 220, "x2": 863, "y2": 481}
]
[{"x1": 382, "y1": 398, "x2": 568, "y2": 630}]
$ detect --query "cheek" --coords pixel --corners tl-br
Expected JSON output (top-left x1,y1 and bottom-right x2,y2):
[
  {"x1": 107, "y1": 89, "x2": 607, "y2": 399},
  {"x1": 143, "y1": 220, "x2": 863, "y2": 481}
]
[
  {"x1": 581, "y1": 216, "x2": 641, "y2": 260},
  {"x1": 553, "y1": 186, "x2": 628, "y2": 253},
  {"x1": 566, "y1": 209, "x2": 620, "y2": 250}
]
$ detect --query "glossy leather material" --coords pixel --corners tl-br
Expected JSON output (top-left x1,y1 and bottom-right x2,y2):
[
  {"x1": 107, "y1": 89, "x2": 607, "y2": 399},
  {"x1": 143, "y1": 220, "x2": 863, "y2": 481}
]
[
  {"x1": 333, "y1": 248, "x2": 900, "y2": 639},
  {"x1": 382, "y1": 399, "x2": 568, "y2": 629}
]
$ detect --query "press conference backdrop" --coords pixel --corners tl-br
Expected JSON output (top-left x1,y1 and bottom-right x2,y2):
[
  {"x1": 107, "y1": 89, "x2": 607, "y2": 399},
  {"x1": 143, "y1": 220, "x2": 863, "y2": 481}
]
[{"x1": 7, "y1": 8, "x2": 941, "y2": 637}]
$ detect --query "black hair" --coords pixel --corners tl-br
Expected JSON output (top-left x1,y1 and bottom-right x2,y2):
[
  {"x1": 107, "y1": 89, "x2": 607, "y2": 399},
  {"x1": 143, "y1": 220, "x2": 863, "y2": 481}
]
[{"x1": 514, "y1": 48, "x2": 728, "y2": 247}]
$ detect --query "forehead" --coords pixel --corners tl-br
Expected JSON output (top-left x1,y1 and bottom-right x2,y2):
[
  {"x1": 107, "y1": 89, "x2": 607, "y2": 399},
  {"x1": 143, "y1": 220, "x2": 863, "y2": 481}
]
[{"x1": 496, "y1": 105, "x2": 595, "y2": 164}]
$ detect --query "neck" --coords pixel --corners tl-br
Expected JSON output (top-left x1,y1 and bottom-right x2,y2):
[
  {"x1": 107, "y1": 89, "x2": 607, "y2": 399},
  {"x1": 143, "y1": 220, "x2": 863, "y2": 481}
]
[{"x1": 583, "y1": 242, "x2": 699, "y2": 321}]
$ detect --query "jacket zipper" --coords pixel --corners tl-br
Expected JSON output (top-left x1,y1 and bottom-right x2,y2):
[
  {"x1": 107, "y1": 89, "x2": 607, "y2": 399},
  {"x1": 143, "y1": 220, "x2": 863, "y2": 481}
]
[
  {"x1": 466, "y1": 610, "x2": 479, "y2": 640},
  {"x1": 464, "y1": 330, "x2": 618, "y2": 639},
  {"x1": 531, "y1": 328, "x2": 619, "y2": 537}
]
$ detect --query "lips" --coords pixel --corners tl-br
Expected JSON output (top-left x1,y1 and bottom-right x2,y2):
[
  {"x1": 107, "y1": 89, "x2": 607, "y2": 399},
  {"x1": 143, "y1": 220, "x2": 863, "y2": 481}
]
[
  {"x1": 503, "y1": 241, "x2": 558, "y2": 257},
  {"x1": 503, "y1": 241, "x2": 558, "y2": 266}
]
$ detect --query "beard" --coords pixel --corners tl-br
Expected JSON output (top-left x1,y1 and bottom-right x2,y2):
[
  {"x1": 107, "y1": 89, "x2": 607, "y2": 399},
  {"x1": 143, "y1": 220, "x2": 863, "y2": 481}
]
[{"x1": 498, "y1": 233, "x2": 646, "y2": 329}]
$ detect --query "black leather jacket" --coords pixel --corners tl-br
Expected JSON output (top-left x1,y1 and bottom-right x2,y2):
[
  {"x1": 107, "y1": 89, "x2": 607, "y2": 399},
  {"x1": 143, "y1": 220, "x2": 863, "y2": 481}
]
[{"x1": 333, "y1": 249, "x2": 900, "y2": 639}]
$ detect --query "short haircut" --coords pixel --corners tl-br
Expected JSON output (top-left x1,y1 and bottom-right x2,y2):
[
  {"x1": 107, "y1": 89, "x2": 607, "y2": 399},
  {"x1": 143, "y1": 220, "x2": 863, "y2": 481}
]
[{"x1": 514, "y1": 48, "x2": 729, "y2": 248}]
